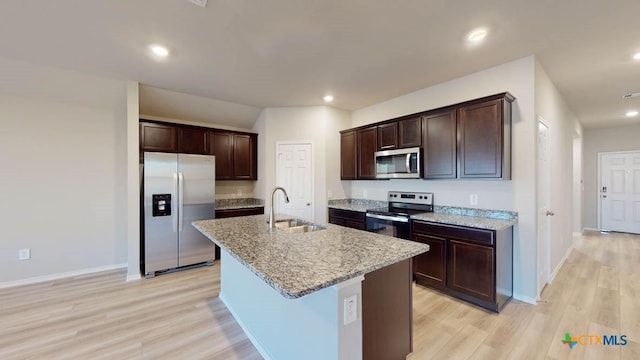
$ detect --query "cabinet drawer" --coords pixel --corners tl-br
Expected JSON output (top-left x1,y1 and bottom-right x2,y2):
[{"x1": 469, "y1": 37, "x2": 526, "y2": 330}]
[
  {"x1": 328, "y1": 208, "x2": 366, "y2": 222},
  {"x1": 215, "y1": 207, "x2": 264, "y2": 218},
  {"x1": 413, "y1": 221, "x2": 494, "y2": 245}
]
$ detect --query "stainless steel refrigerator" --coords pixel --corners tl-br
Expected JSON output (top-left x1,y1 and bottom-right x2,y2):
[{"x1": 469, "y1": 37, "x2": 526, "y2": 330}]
[{"x1": 143, "y1": 152, "x2": 216, "y2": 277}]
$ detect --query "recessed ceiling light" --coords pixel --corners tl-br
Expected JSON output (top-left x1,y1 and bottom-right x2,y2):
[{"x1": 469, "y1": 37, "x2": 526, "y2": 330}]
[
  {"x1": 467, "y1": 28, "x2": 488, "y2": 42},
  {"x1": 149, "y1": 45, "x2": 169, "y2": 58},
  {"x1": 626, "y1": 110, "x2": 639, "y2": 117},
  {"x1": 633, "y1": 52, "x2": 640, "y2": 60},
  {"x1": 323, "y1": 95, "x2": 334, "y2": 103}
]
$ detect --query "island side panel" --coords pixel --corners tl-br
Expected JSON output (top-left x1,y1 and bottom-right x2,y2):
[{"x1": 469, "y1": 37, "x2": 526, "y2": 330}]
[
  {"x1": 218, "y1": 250, "x2": 363, "y2": 360},
  {"x1": 362, "y1": 258, "x2": 413, "y2": 360}
]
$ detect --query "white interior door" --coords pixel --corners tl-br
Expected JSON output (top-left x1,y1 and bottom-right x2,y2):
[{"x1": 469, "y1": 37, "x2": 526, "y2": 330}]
[
  {"x1": 600, "y1": 151, "x2": 640, "y2": 234},
  {"x1": 276, "y1": 143, "x2": 314, "y2": 220},
  {"x1": 537, "y1": 119, "x2": 551, "y2": 295}
]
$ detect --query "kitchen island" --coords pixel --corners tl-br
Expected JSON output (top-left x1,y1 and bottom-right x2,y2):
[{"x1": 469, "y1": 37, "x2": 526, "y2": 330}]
[{"x1": 193, "y1": 215, "x2": 429, "y2": 360}]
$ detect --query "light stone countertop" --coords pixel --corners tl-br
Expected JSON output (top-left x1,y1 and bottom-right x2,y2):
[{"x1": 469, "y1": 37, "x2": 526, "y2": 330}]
[
  {"x1": 411, "y1": 212, "x2": 517, "y2": 231},
  {"x1": 193, "y1": 214, "x2": 429, "y2": 299},
  {"x1": 215, "y1": 198, "x2": 264, "y2": 210},
  {"x1": 327, "y1": 198, "x2": 518, "y2": 231},
  {"x1": 327, "y1": 198, "x2": 387, "y2": 213}
]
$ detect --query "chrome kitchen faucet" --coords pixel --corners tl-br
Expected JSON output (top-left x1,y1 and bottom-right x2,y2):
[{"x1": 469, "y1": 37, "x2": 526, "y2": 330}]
[{"x1": 269, "y1": 187, "x2": 290, "y2": 229}]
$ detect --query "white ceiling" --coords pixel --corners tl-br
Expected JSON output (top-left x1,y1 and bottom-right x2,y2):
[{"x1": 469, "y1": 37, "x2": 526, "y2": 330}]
[{"x1": 1, "y1": 0, "x2": 639, "y2": 129}]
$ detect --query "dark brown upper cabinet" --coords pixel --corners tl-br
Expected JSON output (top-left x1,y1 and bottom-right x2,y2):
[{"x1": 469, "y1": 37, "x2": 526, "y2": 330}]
[
  {"x1": 233, "y1": 134, "x2": 257, "y2": 180},
  {"x1": 338, "y1": 92, "x2": 514, "y2": 181},
  {"x1": 139, "y1": 120, "x2": 257, "y2": 181},
  {"x1": 422, "y1": 109, "x2": 457, "y2": 179},
  {"x1": 178, "y1": 127, "x2": 209, "y2": 154},
  {"x1": 458, "y1": 93, "x2": 514, "y2": 179},
  {"x1": 377, "y1": 117, "x2": 421, "y2": 150},
  {"x1": 210, "y1": 130, "x2": 234, "y2": 180},
  {"x1": 357, "y1": 127, "x2": 378, "y2": 179},
  {"x1": 398, "y1": 117, "x2": 422, "y2": 148},
  {"x1": 377, "y1": 122, "x2": 398, "y2": 150},
  {"x1": 209, "y1": 130, "x2": 257, "y2": 180},
  {"x1": 340, "y1": 130, "x2": 358, "y2": 180},
  {"x1": 140, "y1": 121, "x2": 178, "y2": 153}
]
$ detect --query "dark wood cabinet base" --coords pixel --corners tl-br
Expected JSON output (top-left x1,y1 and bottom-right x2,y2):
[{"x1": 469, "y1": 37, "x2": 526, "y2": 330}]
[
  {"x1": 328, "y1": 208, "x2": 366, "y2": 230},
  {"x1": 362, "y1": 258, "x2": 412, "y2": 360},
  {"x1": 412, "y1": 220, "x2": 513, "y2": 313}
]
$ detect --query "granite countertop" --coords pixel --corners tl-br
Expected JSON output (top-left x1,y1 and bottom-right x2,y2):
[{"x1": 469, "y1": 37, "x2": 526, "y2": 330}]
[
  {"x1": 327, "y1": 199, "x2": 387, "y2": 213},
  {"x1": 193, "y1": 215, "x2": 429, "y2": 299},
  {"x1": 215, "y1": 198, "x2": 264, "y2": 210},
  {"x1": 328, "y1": 198, "x2": 518, "y2": 231},
  {"x1": 411, "y1": 213, "x2": 517, "y2": 230},
  {"x1": 413, "y1": 205, "x2": 518, "y2": 230}
]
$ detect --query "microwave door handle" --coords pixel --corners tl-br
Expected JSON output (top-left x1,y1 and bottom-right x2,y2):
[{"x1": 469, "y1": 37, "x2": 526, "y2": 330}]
[{"x1": 406, "y1": 153, "x2": 411, "y2": 173}]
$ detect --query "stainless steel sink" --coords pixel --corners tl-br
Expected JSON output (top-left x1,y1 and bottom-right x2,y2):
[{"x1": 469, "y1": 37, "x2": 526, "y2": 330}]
[{"x1": 269, "y1": 219, "x2": 327, "y2": 233}]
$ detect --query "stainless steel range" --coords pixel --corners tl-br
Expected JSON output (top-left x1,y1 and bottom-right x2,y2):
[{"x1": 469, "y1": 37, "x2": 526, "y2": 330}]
[{"x1": 365, "y1": 191, "x2": 434, "y2": 240}]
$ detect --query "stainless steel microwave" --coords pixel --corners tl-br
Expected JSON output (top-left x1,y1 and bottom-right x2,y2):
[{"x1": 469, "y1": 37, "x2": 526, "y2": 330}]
[{"x1": 374, "y1": 147, "x2": 421, "y2": 179}]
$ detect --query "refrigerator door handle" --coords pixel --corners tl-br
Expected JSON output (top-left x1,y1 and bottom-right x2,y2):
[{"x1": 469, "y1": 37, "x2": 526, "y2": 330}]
[
  {"x1": 178, "y1": 172, "x2": 184, "y2": 232},
  {"x1": 173, "y1": 172, "x2": 178, "y2": 232}
]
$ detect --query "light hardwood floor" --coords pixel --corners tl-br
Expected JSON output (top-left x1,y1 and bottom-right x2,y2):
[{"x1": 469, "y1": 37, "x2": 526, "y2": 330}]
[{"x1": 1, "y1": 231, "x2": 638, "y2": 359}]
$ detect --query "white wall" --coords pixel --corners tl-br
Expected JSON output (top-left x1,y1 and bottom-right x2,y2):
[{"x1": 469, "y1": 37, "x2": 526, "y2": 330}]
[
  {"x1": 582, "y1": 125, "x2": 640, "y2": 229},
  {"x1": 534, "y1": 60, "x2": 581, "y2": 282},
  {"x1": 351, "y1": 56, "x2": 539, "y2": 302},
  {"x1": 254, "y1": 106, "x2": 351, "y2": 224},
  {"x1": 573, "y1": 137, "x2": 583, "y2": 233},
  {"x1": 0, "y1": 58, "x2": 128, "y2": 284}
]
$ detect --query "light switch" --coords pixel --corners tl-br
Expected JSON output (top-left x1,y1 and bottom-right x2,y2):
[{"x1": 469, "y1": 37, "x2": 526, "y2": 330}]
[{"x1": 343, "y1": 295, "x2": 357, "y2": 325}]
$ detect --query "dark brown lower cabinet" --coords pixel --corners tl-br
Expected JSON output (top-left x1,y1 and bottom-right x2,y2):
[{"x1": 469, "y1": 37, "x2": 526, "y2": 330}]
[
  {"x1": 412, "y1": 233, "x2": 447, "y2": 289},
  {"x1": 362, "y1": 258, "x2": 412, "y2": 360},
  {"x1": 214, "y1": 207, "x2": 264, "y2": 219},
  {"x1": 448, "y1": 240, "x2": 494, "y2": 303},
  {"x1": 328, "y1": 208, "x2": 366, "y2": 230},
  {"x1": 412, "y1": 220, "x2": 513, "y2": 312},
  {"x1": 213, "y1": 207, "x2": 264, "y2": 259}
]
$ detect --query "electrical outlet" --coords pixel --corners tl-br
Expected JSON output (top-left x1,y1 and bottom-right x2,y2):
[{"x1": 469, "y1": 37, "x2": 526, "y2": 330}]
[
  {"x1": 470, "y1": 194, "x2": 478, "y2": 206},
  {"x1": 327, "y1": 189, "x2": 333, "y2": 199},
  {"x1": 363, "y1": 190, "x2": 368, "y2": 198},
  {"x1": 343, "y1": 295, "x2": 357, "y2": 325},
  {"x1": 18, "y1": 248, "x2": 30, "y2": 260}
]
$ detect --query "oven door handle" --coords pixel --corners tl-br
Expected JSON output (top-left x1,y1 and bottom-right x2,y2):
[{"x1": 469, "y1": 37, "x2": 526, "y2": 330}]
[{"x1": 366, "y1": 213, "x2": 409, "y2": 223}]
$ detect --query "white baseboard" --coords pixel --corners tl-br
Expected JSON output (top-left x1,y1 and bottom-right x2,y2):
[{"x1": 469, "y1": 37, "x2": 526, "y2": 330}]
[
  {"x1": 126, "y1": 272, "x2": 142, "y2": 282},
  {"x1": 0, "y1": 263, "x2": 127, "y2": 289},
  {"x1": 583, "y1": 227, "x2": 599, "y2": 232},
  {"x1": 513, "y1": 293, "x2": 537, "y2": 305},
  {"x1": 549, "y1": 245, "x2": 573, "y2": 284}
]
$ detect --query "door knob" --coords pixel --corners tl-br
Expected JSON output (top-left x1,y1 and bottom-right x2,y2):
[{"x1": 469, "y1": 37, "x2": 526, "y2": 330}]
[
  {"x1": 546, "y1": 211, "x2": 555, "y2": 216},
  {"x1": 306, "y1": 203, "x2": 311, "y2": 206},
  {"x1": 602, "y1": 195, "x2": 607, "y2": 198}
]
